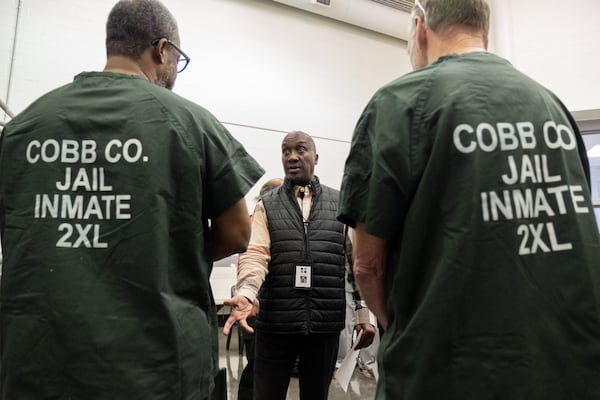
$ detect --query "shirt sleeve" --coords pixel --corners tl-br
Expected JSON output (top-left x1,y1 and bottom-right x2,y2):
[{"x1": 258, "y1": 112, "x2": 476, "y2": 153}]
[
  {"x1": 338, "y1": 89, "x2": 414, "y2": 242},
  {"x1": 202, "y1": 117, "x2": 265, "y2": 219},
  {"x1": 337, "y1": 111, "x2": 372, "y2": 230},
  {"x1": 236, "y1": 201, "x2": 270, "y2": 301}
]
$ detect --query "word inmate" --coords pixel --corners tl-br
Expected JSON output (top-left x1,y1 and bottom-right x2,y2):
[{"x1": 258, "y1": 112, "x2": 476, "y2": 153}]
[
  {"x1": 34, "y1": 193, "x2": 131, "y2": 220},
  {"x1": 481, "y1": 185, "x2": 588, "y2": 222}
]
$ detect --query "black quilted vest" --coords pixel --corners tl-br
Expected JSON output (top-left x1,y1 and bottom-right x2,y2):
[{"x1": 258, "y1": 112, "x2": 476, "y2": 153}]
[{"x1": 255, "y1": 178, "x2": 346, "y2": 334}]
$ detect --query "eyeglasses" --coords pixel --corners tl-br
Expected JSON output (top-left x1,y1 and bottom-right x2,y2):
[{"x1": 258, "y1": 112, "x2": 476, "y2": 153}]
[
  {"x1": 415, "y1": 0, "x2": 426, "y2": 15},
  {"x1": 151, "y1": 38, "x2": 191, "y2": 73}
]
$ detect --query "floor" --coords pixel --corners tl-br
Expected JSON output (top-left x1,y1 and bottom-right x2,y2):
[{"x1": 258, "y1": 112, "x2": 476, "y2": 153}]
[{"x1": 217, "y1": 325, "x2": 378, "y2": 400}]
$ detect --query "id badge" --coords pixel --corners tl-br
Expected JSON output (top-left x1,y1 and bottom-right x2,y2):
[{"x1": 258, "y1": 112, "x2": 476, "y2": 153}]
[{"x1": 295, "y1": 264, "x2": 312, "y2": 289}]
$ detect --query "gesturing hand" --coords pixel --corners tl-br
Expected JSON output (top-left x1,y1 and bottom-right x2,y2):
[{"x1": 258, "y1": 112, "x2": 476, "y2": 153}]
[{"x1": 222, "y1": 295, "x2": 259, "y2": 335}]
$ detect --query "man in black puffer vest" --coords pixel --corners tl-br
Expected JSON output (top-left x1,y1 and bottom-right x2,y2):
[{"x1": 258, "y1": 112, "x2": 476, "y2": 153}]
[{"x1": 223, "y1": 131, "x2": 375, "y2": 400}]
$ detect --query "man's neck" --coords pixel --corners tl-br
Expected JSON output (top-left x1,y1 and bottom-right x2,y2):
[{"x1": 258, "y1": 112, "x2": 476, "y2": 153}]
[
  {"x1": 103, "y1": 55, "x2": 151, "y2": 81},
  {"x1": 427, "y1": 30, "x2": 487, "y2": 64}
]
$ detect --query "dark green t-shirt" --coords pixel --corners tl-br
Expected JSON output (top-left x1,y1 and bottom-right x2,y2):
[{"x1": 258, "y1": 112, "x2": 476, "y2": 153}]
[
  {"x1": 338, "y1": 53, "x2": 600, "y2": 400},
  {"x1": 0, "y1": 72, "x2": 264, "y2": 400}
]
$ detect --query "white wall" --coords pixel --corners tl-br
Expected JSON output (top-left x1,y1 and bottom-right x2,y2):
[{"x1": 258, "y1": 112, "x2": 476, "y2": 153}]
[
  {"x1": 0, "y1": 0, "x2": 409, "y2": 208},
  {"x1": 490, "y1": 0, "x2": 600, "y2": 113}
]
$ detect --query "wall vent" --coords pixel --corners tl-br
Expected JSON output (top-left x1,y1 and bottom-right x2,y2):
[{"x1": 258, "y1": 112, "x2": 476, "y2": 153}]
[{"x1": 369, "y1": 0, "x2": 413, "y2": 13}]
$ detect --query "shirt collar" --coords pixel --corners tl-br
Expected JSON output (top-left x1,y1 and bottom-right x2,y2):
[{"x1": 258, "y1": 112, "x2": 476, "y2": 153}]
[
  {"x1": 294, "y1": 184, "x2": 312, "y2": 198},
  {"x1": 283, "y1": 176, "x2": 321, "y2": 197}
]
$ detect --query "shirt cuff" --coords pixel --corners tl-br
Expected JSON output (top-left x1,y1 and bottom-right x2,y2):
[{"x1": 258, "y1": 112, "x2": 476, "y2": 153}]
[
  {"x1": 356, "y1": 308, "x2": 377, "y2": 326},
  {"x1": 236, "y1": 286, "x2": 258, "y2": 303}
]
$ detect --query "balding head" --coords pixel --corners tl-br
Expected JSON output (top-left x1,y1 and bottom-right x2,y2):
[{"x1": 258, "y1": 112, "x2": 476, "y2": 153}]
[
  {"x1": 281, "y1": 131, "x2": 319, "y2": 186},
  {"x1": 259, "y1": 178, "x2": 283, "y2": 198}
]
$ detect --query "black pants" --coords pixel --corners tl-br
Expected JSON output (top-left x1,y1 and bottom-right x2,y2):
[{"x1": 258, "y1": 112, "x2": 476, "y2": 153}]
[
  {"x1": 253, "y1": 331, "x2": 339, "y2": 400},
  {"x1": 237, "y1": 328, "x2": 255, "y2": 400},
  {"x1": 208, "y1": 368, "x2": 227, "y2": 400}
]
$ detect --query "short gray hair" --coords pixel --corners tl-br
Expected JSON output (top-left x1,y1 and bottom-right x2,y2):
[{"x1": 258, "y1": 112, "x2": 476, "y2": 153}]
[
  {"x1": 106, "y1": 0, "x2": 179, "y2": 59},
  {"x1": 412, "y1": 0, "x2": 490, "y2": 43}
]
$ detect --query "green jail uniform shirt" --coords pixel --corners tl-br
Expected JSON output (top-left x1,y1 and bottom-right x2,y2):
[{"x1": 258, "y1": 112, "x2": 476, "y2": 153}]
[
  {"x1": 338, "y1": 52, "x2": 600, "y2": 400},
  {"x1": 0, "y1": 72, "x2": 264, "y2": 400}
]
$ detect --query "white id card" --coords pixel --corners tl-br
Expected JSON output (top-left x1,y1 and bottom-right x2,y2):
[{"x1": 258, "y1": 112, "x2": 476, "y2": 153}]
[{"x1": 295, "y1": 265, "x2": 312, "y2": 289}]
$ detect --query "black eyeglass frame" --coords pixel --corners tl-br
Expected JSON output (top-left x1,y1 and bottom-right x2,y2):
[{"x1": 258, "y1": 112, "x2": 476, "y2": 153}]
[{"x1": 151, "y1": 38, "x2": 191, "y2": 73}]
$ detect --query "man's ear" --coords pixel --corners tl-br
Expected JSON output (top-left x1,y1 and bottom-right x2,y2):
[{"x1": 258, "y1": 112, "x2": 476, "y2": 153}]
[
  {"x1": 153, "y1": 38, "x2": 169, "y2": 65},
  {"x1": 415, "y1": 17, "x2": 428, "y2": 52},
  {"x1": 314, "y1": 152, "x2": 319, "y2": 165},
  {"x1": 411, "y1": 15, "x2": 420, "y2": 38}
]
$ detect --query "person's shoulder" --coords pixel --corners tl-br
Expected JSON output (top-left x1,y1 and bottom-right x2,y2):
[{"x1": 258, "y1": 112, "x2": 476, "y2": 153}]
[
  {"x1": 368, "y1": 67, "x2": 433, "y2": 109},
  {"x1": 140, "y1": 82, "x2": 227, "y2": 136},
  {"x1": 4, "y1": 81, "x2": 74, "y2": 129},
  {"x1": 143, "y1": 82, "x2": 213, "y2": 117},
  {"x1": 442, "y1": 52, "x2": 554, "y2": 97}
]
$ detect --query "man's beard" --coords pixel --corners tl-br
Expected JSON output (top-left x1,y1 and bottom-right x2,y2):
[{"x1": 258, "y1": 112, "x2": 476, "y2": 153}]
[{"x1": 155, "y1": 68, "x2": 175, "y2": 90}]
